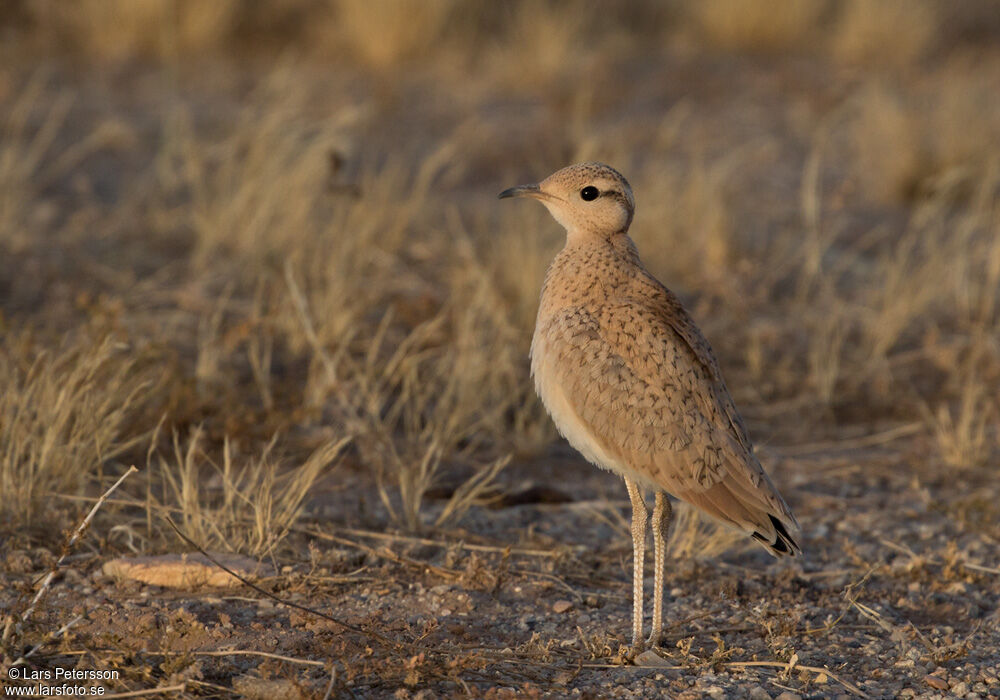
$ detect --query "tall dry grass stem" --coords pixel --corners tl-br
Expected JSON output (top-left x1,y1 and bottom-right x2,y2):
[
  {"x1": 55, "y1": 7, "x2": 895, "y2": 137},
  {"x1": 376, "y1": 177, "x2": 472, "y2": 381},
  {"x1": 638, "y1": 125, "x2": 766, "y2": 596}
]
[
  {"x1": 0, "y1": 335, "x2": 151, "y2": 525},
  {"x1": 149, "y1": 426, "x2": 350, "y2": 557}
]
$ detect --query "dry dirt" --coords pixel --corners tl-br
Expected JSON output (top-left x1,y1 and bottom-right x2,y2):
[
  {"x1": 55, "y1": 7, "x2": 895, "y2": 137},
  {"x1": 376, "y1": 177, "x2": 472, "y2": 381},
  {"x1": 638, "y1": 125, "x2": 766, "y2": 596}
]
[
  {"x1": 2, "y1": 3, "x2": 1000, "y2": 698},
  {"x1": 4, "y1": 439, "x2": 1000, "y2": 698}
]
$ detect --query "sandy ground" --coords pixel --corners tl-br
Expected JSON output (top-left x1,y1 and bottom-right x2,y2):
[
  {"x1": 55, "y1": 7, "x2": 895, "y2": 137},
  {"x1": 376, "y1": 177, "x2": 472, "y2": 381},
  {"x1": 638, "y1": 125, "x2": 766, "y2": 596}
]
[
  {"x1": 4, "y1": 436, "x2": 999, "y2": 698},
  {"x1": 2, "y1": 6, "x2": 1000, "y2": 697}
]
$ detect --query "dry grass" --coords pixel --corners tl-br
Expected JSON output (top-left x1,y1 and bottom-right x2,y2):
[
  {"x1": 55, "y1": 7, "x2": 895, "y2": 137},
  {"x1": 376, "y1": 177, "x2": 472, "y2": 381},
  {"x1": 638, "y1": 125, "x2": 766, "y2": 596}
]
[
  {"x1": 0, "y1": 73, "x2": 72, "y2": 253},
  {"x1": 684, "y1": 0, "x2": 827, "y2": 54},
  {"x1": 1, "y1": 0, "x2": 998, "y2": 557},
  {"x1": 489, "y1": 1, "x2": 598, "y2": 89},
  {"x1": 0, "y1": 333, "x2": 152, "y2": 526},
  {"x1": 324, "y1": 235, "x2": 544, "y2": 529},
  {"x1": 848, "y1": 83, "x2": 927, "y2": 204},
  {"x1": 160, "y1": 69, "x2": 365, "y2": 271},
  {"x1": 8, "y1": 0, "x2": 992, "y2": 72},
  {"x1": 668, "y1": 503, "x2": 746, "y2": 561},
  {"x1": 318, "y1": 0, "x2": 459, "y2": 68},
  {"x1": 832, "y1": 0, "x2": 938, "y2": 66},
  {"x1": 922, "y1": 338, "x2": 1000, "y2": 469},
  {"x1": 148, "y1": 426, "x2": 350, "y2": 557},
  {"x1": 23, "y1": 0, "x2": 240, "y2": 60},
  {"x1": 630, "y1": 147, "x2": 743, "y2": 292},
  {"x1": 848, "y1": 73, "x2": 1000, "y2": 204},
  {"x1": 149, "y1": 71, "x2": 548, "y2": 532},
  {"x1": 926, "y1": 381, "x2": 997, "y2": 470}
]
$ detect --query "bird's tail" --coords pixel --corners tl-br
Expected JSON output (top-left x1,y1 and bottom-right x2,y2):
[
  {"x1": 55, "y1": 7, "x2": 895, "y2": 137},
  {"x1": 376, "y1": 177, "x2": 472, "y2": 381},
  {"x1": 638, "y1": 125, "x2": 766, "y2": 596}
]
[
  {"x1": 751, "y1": 513, "x2": 801, "y2": 557},
  {"x1": 677, "y1": 472, "x2": 802, "y2": 558}
]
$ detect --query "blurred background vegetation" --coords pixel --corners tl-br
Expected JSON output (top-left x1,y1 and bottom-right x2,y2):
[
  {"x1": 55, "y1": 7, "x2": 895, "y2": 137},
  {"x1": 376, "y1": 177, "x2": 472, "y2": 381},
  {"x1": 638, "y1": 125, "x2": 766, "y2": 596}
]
[{"x1": 0, "y1": 0, "x2": 997, "y2": 551}]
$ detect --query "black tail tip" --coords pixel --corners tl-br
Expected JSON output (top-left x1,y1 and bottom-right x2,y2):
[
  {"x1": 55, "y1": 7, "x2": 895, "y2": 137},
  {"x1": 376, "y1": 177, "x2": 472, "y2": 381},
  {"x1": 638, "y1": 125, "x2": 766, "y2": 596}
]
[{"x1": 752, "y1": 515, "x2": 801, "y2": 556}]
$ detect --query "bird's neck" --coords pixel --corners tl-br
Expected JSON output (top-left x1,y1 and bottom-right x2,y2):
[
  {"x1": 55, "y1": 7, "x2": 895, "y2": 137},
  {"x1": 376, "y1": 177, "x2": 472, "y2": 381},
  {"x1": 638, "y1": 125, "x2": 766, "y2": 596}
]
[
  {"x1": 540, "y1": 231, "x2": 641, "y2": 311},
  {"x1": 566, "y1": 223, "x2": 628, "y2": 241},
  {"x1": 564, "y1": 228, "x2": 640, "y2": 263}
]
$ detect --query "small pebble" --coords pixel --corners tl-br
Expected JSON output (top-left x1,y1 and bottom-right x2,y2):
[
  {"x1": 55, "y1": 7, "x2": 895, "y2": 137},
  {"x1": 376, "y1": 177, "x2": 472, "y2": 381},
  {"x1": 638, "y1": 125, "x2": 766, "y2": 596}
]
[
  {"x1": 552, "y1": 599, "x2": 573, "y2": 614},
  {"x1": 634, "y1": 650, "x2": 671, "y2": 668},
  {"x1": 775, "y1": 692, "x2": 801, "y2": 700},
  {"x1": 748, "y1": 687, "x2": 771, "y2": 700},
  {"x1": 925, "y1": 675, "x2": 950, "y2": 691}
]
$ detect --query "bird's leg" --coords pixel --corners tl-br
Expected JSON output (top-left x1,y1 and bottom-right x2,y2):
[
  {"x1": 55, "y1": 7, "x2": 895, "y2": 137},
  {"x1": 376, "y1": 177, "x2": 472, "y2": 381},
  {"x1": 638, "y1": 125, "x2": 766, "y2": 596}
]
[
  {"x1": 647, "y1": 491, "x2": 674, "y2": 647},
  {"x1": 624, "y1": 477, "x2": 647, "y2": 649}
]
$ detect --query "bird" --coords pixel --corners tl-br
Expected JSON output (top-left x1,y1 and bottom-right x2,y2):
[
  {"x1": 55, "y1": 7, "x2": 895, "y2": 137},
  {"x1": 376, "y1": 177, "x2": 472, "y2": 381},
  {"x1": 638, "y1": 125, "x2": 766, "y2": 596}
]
[{"x1": 499, "y1": 162, "x2": 801, "y2": 651}]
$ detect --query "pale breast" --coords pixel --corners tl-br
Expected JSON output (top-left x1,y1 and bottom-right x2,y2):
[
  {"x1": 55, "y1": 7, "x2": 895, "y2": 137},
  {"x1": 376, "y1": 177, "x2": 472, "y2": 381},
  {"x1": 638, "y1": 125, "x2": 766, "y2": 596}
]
[{"x1": 531, "y1": 313, "x2": 662, "y2": 490}]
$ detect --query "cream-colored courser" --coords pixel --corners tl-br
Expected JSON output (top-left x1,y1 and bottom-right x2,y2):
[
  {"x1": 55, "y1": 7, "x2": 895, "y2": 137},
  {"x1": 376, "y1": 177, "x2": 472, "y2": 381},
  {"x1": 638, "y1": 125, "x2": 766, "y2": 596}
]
[{"x1": 499, "y1": 162, "x2": 801, "y2": 650}]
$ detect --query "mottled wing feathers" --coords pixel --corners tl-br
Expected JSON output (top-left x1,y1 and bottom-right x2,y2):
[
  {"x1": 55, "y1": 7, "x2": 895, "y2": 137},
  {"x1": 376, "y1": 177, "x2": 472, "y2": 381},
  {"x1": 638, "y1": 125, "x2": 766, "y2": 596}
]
[
  {"x1": 535, "y1": 294, "x2": 800, "y2": 556},
  {"x1": 630, "y1": 273, "x2": 754, "y2": 452}
]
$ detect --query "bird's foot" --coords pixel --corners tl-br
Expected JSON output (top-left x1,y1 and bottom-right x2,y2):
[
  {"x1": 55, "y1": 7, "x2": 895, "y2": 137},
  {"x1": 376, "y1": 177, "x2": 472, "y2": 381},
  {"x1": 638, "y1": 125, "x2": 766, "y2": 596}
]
[
  {"x1": 645, "y1": 631, "x2": 661, "y2": 648},
  {"x1": 616, "y1": 642, "x2": 645, "y2": 664}
]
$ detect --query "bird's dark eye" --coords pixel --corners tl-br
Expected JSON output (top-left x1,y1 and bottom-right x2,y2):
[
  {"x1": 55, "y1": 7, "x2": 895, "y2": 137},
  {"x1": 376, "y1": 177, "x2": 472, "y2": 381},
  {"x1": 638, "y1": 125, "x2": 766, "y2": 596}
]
[{"x1": 580, "y1": 186, "x2": 599, "y2": 201}]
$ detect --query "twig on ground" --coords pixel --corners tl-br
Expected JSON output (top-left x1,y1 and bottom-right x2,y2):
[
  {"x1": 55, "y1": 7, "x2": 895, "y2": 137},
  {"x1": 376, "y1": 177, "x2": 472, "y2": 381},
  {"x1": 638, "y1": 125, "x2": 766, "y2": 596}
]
[
  {"x1": 164, "y1": 516, "x2": 405, "y2": 652},
  {"x1": 880, "y1": 537, "x2": 1000, "y2": 575},
  {"x1": 322, "y1": 665, "x2": 337, "y2": 700},
  {"x1": 9, "y1": 614, "x2": 85, "y2": 668},
  {"x1": 190, "y1": 650, "x2": 327, "y2": 666},
  {"x1": 186, "y1": 681, "x2": 232, "y2": 695},
  {"x1": 328, "y1": 525, "x2": 562, "y2": 558},
  {"x1": 769, "y1": 422, "x2": 924, "y2": 456},
  {"x1": 509, "y1": 568, "x2": 584, "y2": 600},
  {"x1": 662, "y1": 609, "x2": 718, "y2": 633},
  {"x1": 964, "y1": 562, "x2": 1000, "y2": 575},
  {"x1": 768, "y1": 678, "x2": 804, "y2": 695},
  {"x1": 725, "y1": 661, "x2": 868, "y2": 698},
  {"x1": 43, "y1": 648, "x2": 328, "y2": 667},
  {"x1": 580, "y1": 662, "x2": 681, "y2": 670},
  {"x1": 3, "y1": 466, "x2": 139, "y2": 647},
  {"x1": 301, "y1": 527, "x2": 464, "y2": 580}
]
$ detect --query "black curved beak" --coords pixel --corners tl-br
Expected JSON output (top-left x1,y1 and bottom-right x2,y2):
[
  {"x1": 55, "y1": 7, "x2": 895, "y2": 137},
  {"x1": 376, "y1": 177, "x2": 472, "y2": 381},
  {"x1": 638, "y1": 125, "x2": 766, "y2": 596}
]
[
  {"x1": 498, "y1": 184, "x2": 539, "y2": 199},
  {"x1": 498, "y1": 183, "x2": 559, "y2": 202}
]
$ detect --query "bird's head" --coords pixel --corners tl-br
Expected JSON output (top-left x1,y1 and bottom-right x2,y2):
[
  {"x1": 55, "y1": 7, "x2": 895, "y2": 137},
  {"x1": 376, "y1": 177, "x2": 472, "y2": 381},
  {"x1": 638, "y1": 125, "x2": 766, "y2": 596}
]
[{"x1": 499, "y1": 162, "x2": 635, "y2": 237}]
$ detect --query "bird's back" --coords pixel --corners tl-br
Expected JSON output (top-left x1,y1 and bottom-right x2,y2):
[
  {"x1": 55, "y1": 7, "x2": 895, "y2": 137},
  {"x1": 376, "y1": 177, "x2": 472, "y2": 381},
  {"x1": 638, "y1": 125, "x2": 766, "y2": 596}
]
[{"x1": 531, "y1": 234, "x2": 800, "y2": 556}]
